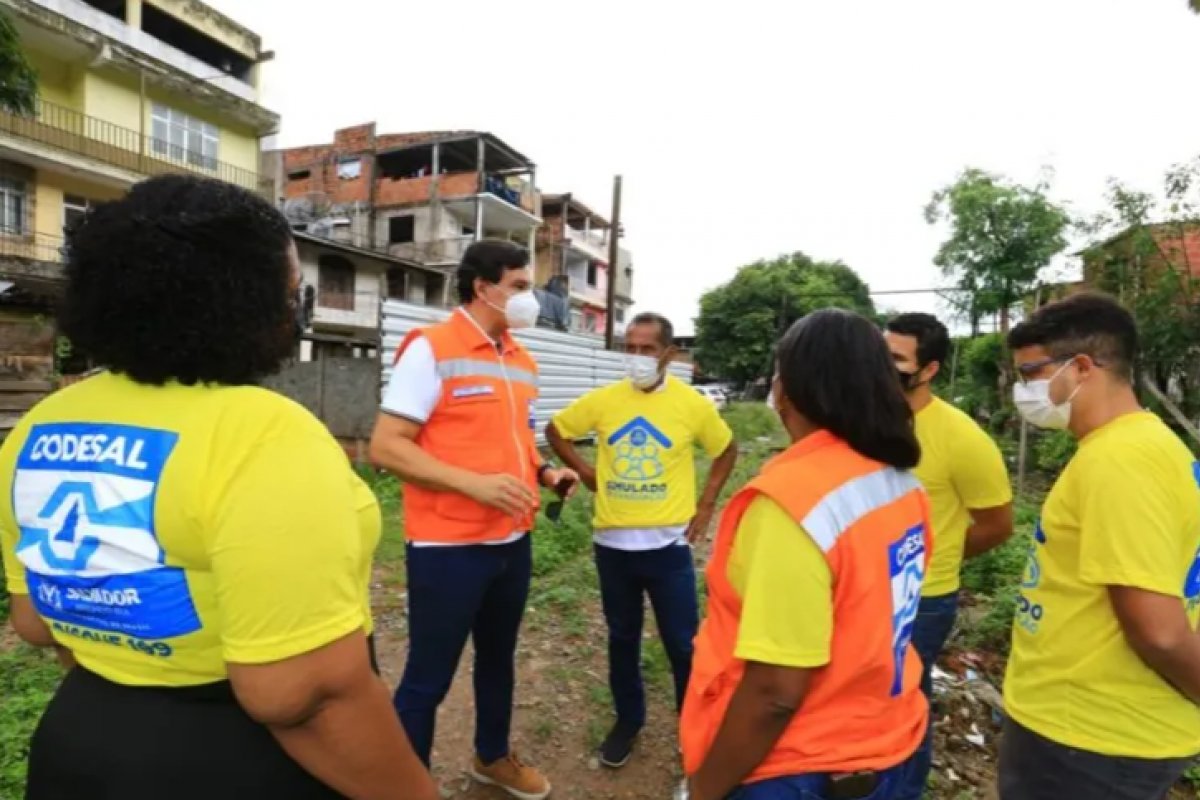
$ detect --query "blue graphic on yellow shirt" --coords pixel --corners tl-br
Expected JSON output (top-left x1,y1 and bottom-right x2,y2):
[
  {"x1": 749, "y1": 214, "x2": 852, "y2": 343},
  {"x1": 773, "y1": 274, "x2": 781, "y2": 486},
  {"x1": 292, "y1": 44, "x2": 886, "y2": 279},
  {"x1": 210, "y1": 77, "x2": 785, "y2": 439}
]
[
  {"x1": 888, "y1": 523, "x2": 926, "y2": 697},
  {"x1": 605, "y1": 416, "x2": 672, "y2": 501},
  {"x1": 1184, "y1": 462, "x2": 1200, "y2": 612},
  {"x1": 14, "y1": 423, "x2": 199, "y2": 641},
  {"x1": 1016, "y1": 521, "x2": 1046, "y2": 634}
]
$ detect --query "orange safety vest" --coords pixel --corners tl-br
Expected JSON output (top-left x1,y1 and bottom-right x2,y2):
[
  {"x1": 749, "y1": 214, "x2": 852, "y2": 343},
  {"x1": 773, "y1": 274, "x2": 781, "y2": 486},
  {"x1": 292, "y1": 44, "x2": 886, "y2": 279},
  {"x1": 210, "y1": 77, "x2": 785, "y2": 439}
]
[
  {"x1": 681, "y1": 430, "x2": 932, "y2": 782},
  {"x1": 394, "y1": 309, "x2": 541, "y2": 544}
]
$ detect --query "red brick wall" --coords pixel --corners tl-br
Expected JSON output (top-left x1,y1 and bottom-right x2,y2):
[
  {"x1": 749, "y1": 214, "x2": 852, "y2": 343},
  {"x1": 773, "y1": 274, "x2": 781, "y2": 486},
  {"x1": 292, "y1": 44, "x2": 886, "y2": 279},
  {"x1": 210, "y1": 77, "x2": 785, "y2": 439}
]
[
  {"x1": 280, "y1": 125, "x2": 378, "y2": 205},
  {"x1": 375, "y1": 171, "x2": 480, "y2": 208}
]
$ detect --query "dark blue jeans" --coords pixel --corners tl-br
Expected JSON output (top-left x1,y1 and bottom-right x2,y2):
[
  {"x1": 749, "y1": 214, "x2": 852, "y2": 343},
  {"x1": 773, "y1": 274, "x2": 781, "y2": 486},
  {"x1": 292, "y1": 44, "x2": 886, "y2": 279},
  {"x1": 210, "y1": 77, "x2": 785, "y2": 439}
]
[
  {"x1": 393, "y1": 536, "x2": 531, "y2": 766},
  {"x1": 998, "y1": 718, "x2": 1194, "y2": 800},
  {"x1": 895, "y1": 592, "x2": 958, "y2": 800},
  {"x1": 727, "y1": 755, "x2": 917, "y2": 800},
  {"x1": 593, "y1": 542, "x2": 699, "y2": 729}
]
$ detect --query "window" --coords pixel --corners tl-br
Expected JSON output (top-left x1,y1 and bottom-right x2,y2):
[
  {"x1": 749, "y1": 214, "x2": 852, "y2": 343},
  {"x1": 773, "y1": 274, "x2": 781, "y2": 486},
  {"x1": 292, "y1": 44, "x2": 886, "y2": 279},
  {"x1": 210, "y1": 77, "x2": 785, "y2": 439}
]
[
  {"x1": 287, "y1": 169, "x2": 311, "y2": 181},
  {"x1": 63, "y1": 194, "x2": 91, "y2": 232},
  {"x1": 615, "y1": 307, "x2": 626, "y2": 323},
  {"x1": 317, "y1": 255, "x2": 356, "y2": 311},
  {"x1": 151, "y1": 104, "x2": 219, "y2": 171},
  {"x1": 337, "y1": 158, "x2": 362, "y2": 180},
  {"x1": 0, "y1": 178, "x2": 26, "y2": 235},
  {"x1": 388, "y1": 215, "x2": 415, "y2": 244},
  {"x1": 386, "y1": 267, "x2": 407, "y2": 300},
  {"x1": 586, "y1": 260, "x2": 598, "y2": 287}
]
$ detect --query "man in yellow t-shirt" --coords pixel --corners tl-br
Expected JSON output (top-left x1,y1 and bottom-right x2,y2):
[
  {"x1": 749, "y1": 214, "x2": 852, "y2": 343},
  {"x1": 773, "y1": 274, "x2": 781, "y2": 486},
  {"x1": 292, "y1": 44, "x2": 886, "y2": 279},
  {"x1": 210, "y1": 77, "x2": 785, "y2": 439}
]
[
  {"x1": 1001, "y1": 293, "x2": 1200, "y2": 800},
  {"x1": 547, "y1": 312, "x2": 737, "y2": 769},
  {"x1": 886, "y1": 313, "x2": 1013, "y2": 800}
]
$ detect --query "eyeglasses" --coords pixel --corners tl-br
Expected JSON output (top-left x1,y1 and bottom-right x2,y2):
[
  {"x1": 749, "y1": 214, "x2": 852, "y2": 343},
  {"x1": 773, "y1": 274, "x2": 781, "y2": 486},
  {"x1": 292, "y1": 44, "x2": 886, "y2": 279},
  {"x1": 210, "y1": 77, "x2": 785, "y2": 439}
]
[
  {"x1": 545, "y1": 500, "x2": 564, "y2": 524},
  {"x1": 1015, "y1": 356, "x2": 1073, "y2": 381},
  {"x1": 1015, "y1": 354, "x2": 1105, "y2": 382}
]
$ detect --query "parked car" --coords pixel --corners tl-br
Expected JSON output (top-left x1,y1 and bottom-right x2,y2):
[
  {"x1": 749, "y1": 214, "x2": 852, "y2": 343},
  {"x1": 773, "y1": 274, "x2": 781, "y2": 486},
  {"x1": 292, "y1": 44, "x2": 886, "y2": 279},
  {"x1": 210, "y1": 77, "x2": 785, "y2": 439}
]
[{"x1": 695, "y1": 385, "x2": 729, "y2": 410}]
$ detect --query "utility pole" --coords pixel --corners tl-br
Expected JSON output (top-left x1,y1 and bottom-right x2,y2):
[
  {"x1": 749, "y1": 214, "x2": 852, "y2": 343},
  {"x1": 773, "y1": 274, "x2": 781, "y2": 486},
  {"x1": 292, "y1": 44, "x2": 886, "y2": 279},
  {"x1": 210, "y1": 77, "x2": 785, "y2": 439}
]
[{"x1": 604, "y1": 174, "x2": 623, "y2": 350}]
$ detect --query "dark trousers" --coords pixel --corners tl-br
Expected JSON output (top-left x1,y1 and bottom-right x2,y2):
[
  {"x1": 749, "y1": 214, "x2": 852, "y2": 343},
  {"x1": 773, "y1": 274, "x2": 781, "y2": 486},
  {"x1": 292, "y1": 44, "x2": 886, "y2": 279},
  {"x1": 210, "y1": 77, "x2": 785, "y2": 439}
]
[
  {"x1": 998, "y1": 718, "x2": 1194, "y2": 800},
  {"x1": 27, "y1": 667, "x2": 344, "y2": 800},
  {"x1": 393, "y1": 536, "x2": 531, "y2": 766},
  {"x1": 594, "y1": 542, "x2": 699, "y2": 729},
  {"x1": 726, "y1": 754, "x2": 917, "y2": 800},
  {"x1": 895, "y1": 592, "x2": 958, "y2": 800}
]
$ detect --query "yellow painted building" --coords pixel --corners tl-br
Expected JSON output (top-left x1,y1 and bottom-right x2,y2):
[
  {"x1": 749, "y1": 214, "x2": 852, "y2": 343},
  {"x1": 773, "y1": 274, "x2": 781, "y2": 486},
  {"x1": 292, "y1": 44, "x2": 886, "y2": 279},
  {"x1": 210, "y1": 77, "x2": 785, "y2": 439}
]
[
  {"x1": 0, "y1": 0, "x2": 278, "y2": 256},
  {"x1": 0, "y1": 0, "x2": 278, "y2": 418}
]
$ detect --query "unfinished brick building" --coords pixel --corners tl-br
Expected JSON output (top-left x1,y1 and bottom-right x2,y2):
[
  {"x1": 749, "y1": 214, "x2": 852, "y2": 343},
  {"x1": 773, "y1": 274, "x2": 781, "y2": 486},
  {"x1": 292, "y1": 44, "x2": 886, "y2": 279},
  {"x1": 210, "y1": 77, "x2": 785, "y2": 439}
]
[{"x1": 264, "y1": 125, "x2": 541, "y2": 306}]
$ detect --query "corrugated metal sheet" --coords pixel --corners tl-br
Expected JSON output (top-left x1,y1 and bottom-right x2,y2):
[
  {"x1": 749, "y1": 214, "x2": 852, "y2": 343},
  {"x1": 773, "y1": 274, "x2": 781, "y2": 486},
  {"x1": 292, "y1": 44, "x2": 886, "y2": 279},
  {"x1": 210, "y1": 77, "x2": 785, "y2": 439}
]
[{"x1": 381, "y1": 300, "x2": 693, "y2": 442}]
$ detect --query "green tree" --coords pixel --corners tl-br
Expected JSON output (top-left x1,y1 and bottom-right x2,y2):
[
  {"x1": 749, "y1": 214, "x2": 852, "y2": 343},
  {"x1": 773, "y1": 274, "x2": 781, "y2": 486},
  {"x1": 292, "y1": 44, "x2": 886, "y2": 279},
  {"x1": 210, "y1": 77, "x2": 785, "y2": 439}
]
[
  {"x1": 0, "y1": 10, "x2": 36, "y2": 115},
  {"x1": 925, "y1": 169, "x2": 1070, "y2": 335},
  {"x1": 694, "y1": 252, "x2": 875, "y2": 384},
  {"x1": 1079, "y1": 158, "x2": 1200, "y2": 419}
]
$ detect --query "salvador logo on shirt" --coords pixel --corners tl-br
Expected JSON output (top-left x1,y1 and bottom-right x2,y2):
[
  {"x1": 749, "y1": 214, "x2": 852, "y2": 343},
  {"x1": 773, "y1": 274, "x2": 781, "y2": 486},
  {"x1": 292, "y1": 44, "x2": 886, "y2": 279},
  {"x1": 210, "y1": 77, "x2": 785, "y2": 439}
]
[
  {"x1": 13, "y1": 423, "x2": 200, "y2": 642},
  {"x1": 605, "y1": 416, "x2": 671, "y2": 501}
]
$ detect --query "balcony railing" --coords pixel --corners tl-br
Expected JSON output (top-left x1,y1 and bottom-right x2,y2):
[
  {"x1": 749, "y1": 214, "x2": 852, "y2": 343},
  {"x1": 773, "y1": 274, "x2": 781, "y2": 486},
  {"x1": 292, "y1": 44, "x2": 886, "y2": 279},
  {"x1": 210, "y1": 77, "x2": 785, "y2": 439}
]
[
  {"x1": 564, "y1": 226, "x2": 611, "y2": 261},
  {"x1": 0, "y1": 230, "x2": 66, "y2": 264},
  {"x1": 0, "y1": 99, "x2": 260, "y2": 191}
]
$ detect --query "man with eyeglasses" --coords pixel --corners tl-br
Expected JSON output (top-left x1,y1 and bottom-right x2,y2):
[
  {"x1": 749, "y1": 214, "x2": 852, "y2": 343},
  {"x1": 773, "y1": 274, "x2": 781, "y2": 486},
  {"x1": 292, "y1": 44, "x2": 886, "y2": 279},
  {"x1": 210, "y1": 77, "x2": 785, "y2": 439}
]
[
  {"x1": 546, "y1": 312, "x2": 737, "y2": 770},
  {"x1": 999, "y1": 292, "x2": 1200, "y2": 800}
]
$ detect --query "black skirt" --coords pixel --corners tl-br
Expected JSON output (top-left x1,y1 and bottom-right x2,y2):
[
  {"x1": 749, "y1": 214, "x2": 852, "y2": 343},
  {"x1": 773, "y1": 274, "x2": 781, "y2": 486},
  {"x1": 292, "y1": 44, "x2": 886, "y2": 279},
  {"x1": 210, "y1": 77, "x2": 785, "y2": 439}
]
[{"x1": 26, "y1": 636, "x2": 382, "y2": 800}]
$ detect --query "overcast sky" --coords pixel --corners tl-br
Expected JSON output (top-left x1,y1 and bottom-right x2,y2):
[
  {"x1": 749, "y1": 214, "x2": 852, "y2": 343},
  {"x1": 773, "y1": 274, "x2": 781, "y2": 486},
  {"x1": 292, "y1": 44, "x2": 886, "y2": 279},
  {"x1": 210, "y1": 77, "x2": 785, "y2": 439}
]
[{"x1": 211, "y1": 0, "x2": 1200, "y2": 335}]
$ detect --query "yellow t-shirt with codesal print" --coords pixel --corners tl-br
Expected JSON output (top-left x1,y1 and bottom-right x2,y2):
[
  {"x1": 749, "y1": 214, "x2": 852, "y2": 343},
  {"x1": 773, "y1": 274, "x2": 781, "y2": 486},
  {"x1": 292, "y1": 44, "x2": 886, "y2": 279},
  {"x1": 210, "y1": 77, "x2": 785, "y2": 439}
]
[
  {"x1": 1004, "y1": 411, "x2": 1200, "y2": 758},
  {"x1": 0, "y1": 372, "x2": 380, "y2": 687}
]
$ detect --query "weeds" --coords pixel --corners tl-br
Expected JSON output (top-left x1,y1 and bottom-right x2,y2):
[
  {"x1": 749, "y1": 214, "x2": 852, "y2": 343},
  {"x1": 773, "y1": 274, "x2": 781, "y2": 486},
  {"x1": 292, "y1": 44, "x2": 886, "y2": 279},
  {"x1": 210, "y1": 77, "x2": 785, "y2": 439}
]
[{"x1": 0, "y1": 646, "x2": 59, "y2": 799}]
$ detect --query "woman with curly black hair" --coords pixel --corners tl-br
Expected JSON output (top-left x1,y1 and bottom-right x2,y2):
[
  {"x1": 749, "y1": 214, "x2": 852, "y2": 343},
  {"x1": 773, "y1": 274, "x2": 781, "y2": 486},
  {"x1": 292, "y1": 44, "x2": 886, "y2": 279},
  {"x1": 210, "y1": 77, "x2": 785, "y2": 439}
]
[{"x1": 0, "y1": 175, "x2": 438, "y2": 800}]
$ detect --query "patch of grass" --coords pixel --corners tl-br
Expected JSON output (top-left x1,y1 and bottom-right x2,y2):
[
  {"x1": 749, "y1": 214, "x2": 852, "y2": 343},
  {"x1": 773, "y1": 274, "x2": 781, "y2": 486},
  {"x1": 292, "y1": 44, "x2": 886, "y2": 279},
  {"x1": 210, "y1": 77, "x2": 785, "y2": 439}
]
[
  {"x1": 0, "y1": 645, "x2": 61, "y2": 798},
  {"x1": 533, "y1": 717, "x2": 555, "y2": 743},
  {"x1": 358, "y1": 466, "x2": 406, "y2": 568},
  {"x1": 641, "y1": 638, "x2": 672, "y2": 691},
  {"x1": 721, "y1": 402, "x2": 784, "y2": 443}
]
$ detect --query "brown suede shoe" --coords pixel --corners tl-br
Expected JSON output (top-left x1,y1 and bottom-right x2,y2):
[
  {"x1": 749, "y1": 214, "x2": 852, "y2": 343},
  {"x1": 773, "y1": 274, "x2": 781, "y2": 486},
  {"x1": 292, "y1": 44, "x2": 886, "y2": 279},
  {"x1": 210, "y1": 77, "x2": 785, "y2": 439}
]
[{"x1": 469, "y1": 753, "x2": 551, "y2": 800}]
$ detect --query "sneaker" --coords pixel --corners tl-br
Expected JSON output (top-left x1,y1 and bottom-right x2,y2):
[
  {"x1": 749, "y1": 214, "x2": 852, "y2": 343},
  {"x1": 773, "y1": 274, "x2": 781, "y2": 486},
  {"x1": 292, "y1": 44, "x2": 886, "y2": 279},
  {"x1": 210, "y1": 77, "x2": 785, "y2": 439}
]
[
  {"x1": 599, "y1": 722, "x2": 642, "y2": 769},
  {"x1": 469, "y1": 753, "x2": 551, "y2": 800}
]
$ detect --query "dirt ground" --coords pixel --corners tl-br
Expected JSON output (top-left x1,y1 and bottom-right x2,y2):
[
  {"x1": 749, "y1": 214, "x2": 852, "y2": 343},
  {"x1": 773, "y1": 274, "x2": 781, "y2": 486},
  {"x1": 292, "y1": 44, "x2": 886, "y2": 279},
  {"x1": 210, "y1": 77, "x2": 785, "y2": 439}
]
[{"x1": 369, "y1": 562, "x2": 1001, "y2": 800}]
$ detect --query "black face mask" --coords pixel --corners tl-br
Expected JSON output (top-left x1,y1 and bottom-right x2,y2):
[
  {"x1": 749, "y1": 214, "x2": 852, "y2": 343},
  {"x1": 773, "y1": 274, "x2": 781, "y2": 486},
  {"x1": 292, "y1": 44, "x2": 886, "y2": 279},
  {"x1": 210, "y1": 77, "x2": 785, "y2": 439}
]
[{"x1": 897, "y1": 367, "x2": 922, "y2": 392}]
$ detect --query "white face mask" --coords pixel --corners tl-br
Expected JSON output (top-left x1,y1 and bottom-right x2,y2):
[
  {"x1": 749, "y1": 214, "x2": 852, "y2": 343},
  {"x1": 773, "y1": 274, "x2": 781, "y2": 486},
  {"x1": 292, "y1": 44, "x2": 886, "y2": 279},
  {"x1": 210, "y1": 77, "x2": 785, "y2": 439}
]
[
  {"x1": 485, "y1": 286, "x2": 540, "y2": 329},
  {"x1": 625, "y1": 354, "x2": 663, "y2": 390},
  {"x1": 1013, "y1": 362, "x2": 1079, "y2": 430}
]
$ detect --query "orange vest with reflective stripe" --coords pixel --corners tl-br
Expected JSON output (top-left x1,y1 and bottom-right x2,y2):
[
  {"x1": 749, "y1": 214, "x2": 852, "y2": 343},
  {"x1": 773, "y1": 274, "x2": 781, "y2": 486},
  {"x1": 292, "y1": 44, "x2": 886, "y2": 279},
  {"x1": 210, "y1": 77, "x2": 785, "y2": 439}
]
[
  {"x1": 394, "y1": 310, "x2": 541, "y2": 544},
  {"x1": 681, "y1": 431, "x2": 932, "y2": 781}
]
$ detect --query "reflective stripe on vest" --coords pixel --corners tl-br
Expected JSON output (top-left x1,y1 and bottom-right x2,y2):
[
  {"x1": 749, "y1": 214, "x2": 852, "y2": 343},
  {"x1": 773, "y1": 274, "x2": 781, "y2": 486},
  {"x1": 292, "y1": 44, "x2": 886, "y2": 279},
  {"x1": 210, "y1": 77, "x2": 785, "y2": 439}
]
[
  {"x1": 680, "y1": 431, "x2": 931, "y2": 781},
  {"x1": 436, "y1": 358, "x2": 538, "y2": 388},
  {"x1": 803, "y1": 468, "x2": 923, "y2": 552}
]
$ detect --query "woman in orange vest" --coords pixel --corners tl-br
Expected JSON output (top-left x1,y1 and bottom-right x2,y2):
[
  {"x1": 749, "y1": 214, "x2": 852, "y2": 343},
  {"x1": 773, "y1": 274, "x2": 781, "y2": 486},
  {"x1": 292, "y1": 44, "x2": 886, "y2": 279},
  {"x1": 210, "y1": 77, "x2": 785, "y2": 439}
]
[{"x1": 681, "y1": 308, "x2": 932, "y2": 800}]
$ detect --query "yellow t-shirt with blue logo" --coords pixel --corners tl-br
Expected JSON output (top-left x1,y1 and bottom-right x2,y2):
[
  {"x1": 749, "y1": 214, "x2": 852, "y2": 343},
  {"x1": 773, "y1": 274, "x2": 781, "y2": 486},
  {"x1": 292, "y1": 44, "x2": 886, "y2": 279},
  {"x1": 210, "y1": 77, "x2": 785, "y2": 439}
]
[
  {"x1": 0, "y1": 372, "x2": 380, "y2": 688},
  {"x1": 1005, "y1": 411, "x2": 1200, "y2": 758},
  {"x1": 552, "y1": 376, "x2": 733, "y2": 530},
  {"x1": 913, "y1": 398, "x2": 1012, "y2": 596}
]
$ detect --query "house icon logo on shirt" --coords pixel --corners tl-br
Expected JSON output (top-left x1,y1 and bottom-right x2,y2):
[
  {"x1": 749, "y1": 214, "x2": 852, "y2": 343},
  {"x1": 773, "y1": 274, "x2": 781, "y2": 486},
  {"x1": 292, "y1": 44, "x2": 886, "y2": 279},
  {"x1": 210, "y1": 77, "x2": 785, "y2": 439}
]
[{"x1": 607, "y1": 416, "x2": 672, "y2": 481}]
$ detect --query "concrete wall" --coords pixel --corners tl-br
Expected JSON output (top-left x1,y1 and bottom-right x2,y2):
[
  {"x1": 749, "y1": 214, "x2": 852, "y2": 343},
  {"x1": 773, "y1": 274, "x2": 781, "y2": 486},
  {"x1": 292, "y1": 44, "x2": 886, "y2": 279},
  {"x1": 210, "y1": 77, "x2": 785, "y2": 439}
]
[{"x1": 261, "y1": 357, "x2": 378, "y2": 441}]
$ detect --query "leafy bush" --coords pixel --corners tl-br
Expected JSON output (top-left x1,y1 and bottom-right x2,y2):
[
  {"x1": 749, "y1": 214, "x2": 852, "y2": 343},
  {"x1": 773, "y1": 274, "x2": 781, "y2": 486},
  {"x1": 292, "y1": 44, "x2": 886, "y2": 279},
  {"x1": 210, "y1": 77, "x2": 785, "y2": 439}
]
[{"x1": 1034, "y1": 430, "x2": 1077, "y2": 475}]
